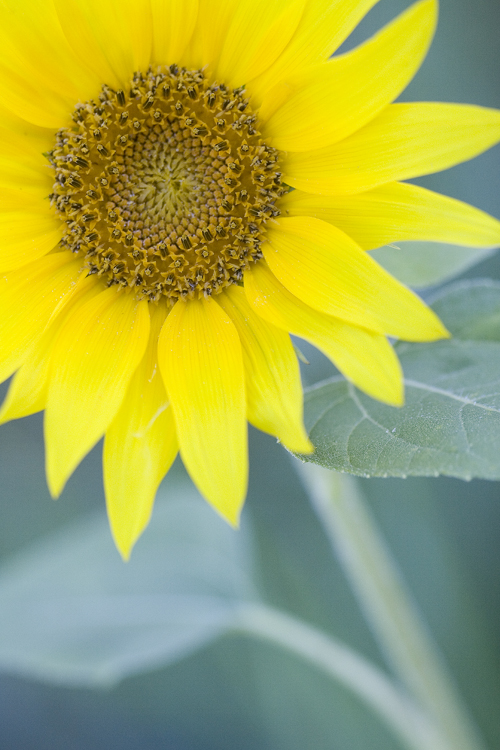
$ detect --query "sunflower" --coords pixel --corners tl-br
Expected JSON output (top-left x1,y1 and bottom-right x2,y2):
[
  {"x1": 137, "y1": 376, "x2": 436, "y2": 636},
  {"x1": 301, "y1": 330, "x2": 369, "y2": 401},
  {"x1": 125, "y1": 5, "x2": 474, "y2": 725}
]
[{"x1": 1, "y1": 0, "x2": 499, "y2": 557}]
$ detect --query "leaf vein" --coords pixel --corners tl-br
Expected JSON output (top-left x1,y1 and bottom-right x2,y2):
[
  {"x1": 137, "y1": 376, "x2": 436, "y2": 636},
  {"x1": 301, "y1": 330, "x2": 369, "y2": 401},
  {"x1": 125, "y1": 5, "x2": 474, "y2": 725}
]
[{"x1": 404, "y1": 379, "x2": 500, "y2": 414}]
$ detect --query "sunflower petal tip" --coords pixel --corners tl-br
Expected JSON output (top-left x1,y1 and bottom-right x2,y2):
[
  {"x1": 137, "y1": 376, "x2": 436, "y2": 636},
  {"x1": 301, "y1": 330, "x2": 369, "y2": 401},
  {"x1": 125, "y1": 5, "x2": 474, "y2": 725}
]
[
  {"x1": 108, "y1": 514, "x2": 145, "y2": 561},
  {"x1": 286, "y1": 435, "x2": 314, "y2": 455},
  {"x1": 367, "y1": 380, "x2": 404, "y2": 408},
  {"x1": 416, "y1": 0, "x2": 439, "y2": 30},
  {"x1": 390, "y1": 391, "x2": 405, "y2": 408},
  {"x1": 47, "y1": 476, "x2": 63, "y2": 501},
  {"x1": 45, "y1": 454, "x2": 69, "y2": 500},
  {"x1": 212, "y1": 498, "x2": 244, "y2": 529},
  {"x1": 301, "y1": 438, "x2": 315, "y2": 455},
  {"x1": 429, "y1": 317, "x2": 451, "y2": 341},
  {"x1": 115, "y1": 540, "x2": 133, "y2": 562}
]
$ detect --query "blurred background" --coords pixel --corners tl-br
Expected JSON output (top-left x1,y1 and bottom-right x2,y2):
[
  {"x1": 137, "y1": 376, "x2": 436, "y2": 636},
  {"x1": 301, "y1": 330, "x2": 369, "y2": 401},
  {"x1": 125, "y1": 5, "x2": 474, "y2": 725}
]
[{"x1": 1, "y1": 1, "x2": 499, "y2": 748}]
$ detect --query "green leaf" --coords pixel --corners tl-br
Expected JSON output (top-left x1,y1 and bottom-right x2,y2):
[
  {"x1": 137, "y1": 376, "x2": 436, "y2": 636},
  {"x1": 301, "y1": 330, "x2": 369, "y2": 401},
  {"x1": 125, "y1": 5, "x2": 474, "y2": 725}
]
[
  {"x1": 371, "y1": 242, "x2": 498, "y2": 288},
  {"x1": 430, "y1": 279, "x2": 500, "y2": 341},
  {"x1": 0, "y1": 480, "x2": 256, "y2": 687},
  {"x1": 0, "y1": 468, "x2": 442, "y2": 750},
  {"x1": 301, "y1": 280, "x2": 500, "y2": 480}
]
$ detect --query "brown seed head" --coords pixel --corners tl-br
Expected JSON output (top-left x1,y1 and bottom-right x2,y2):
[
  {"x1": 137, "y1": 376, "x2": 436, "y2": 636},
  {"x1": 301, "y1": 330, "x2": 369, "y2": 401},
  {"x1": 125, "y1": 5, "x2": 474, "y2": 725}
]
[{"x1": 48, "y1": 66, "x2": 285, "y2": 303}]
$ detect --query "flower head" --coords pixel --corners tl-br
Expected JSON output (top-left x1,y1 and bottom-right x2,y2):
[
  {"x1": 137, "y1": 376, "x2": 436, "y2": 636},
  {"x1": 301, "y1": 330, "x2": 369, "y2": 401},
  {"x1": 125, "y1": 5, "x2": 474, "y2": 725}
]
[{"x1": 1, "y1": 0, "x2": 500, "y2": 557}]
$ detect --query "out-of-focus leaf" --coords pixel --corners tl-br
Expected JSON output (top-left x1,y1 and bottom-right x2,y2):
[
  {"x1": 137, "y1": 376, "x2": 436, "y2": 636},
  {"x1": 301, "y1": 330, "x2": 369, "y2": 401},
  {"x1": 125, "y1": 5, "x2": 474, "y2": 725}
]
[
  {"x1": 301, "y1": 281, "x2": 500, "y2": 479},
  {"x1": 0, "y1": 468, "x2": 436, "y2": 750},
  {"x1": 0, "y1": 481, "x2": 257, "y2": 687},
  {"x1": 430, "y1": 279, "x2": 500, "y2": 341},
  {"x1": 371, "y1": 242, "x2": 498, "y2": 288}
]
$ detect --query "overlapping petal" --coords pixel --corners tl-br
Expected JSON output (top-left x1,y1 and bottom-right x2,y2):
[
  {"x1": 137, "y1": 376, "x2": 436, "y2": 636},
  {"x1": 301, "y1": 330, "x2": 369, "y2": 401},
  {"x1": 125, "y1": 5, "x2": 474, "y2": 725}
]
[
  {"x1": 264, "y1": 217, "x2": 448, "y2": 340},
  {"x1": 0, "y1": 0, "x2": 499, "y2": 558},
  {"x1": 280, "y1": 182, "x2": 500, "y2": 250},
  {"x1": 150, "y1": 0, "x2": 199, "y2": 66},
  {"x1": 186, "y1": 0, "x2": 239, "y2": 71},
  {"x1": 248, "y1": 0, "x2": 382, "y2": 104},
  {"x1": 54, "y1": 0, "x2": 153, "y2": 90},
  {"x1": 0, "y1": 211, "x2": 62, "y2": 272},
  {"x1": 214, "y1": 0, "x2": 306, "y2": 89},
  {"x1": 262, "y1": 0, "x2": 436, "y2": 151},
  {"x1": 284, "y1": 103, "x2": 500, "y2": 195},
  {"x1": 104, "y1": 303, "x2": 177, "y2": 559},
  {"x1": 245, "y1": 262, "x2": 403, "y2": 406},
  {"x1": 0, "y1": 275, "x2": 100, "y2": 425},
  {"x1": 0, "y1": 0, "x2": 101, "y2": 127},
  {"x1": 0, "y1": 252, "x2": 82, "y2": 385},
  {"x1": 0, "y1": 325, "x2": 56, "y2": 425},
  {"x1": 0, "y1": 155, "x2": 53, "y2": 194},
  {"x1": 0, "y1": 108, "x2": 55, "y2": 160},
  {"x1": 158, "y1": 298, "x2": 247, "y2": 525},
  {"x1": 45, "y1": 287, "x2": 150, "y2": 497},
  {"x1": 217, "y1": 285, "x2": 312, "y2": 453}
]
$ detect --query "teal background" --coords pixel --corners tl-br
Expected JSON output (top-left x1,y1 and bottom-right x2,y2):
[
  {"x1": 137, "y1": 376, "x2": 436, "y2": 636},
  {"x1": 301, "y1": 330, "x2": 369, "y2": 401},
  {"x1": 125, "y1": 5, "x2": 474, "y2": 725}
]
[{"x1": 1, "y1": 1, "x2": 499, "y2": 748}]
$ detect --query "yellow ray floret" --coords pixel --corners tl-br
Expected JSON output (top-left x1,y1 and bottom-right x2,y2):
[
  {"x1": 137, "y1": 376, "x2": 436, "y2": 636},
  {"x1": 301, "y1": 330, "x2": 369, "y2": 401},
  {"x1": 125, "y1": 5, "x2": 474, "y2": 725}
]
[
  {"x1": 264, "y1": 217, "x2": 449, "y2": 340},
  {"x1": 262, "y1": 0, "x2": 437, "y2": 151},
  {"x1": 217, "y1": 285, "x2": 313, "y2": 454},
  {"x1": 245, "y1": 262, "x2": 403, "y2": 407},
  {"x1": 214, "y1": 0, "x2": 306, "y2": 89},
  {"x1": 0, "y1": 211, "x2": 63, "y2": 272},
  {"x1": 150, "y1": 0, "x2": 198, "y2": 65},
  {"x1": 158, "y1": 298, "x2": 248, "y2": 525},
  {"x1": 45, "y1": 288, "x2": 150, "y2": 497},
  {"x1": 280, "y1": 183, "x2": 500, "y2": 251},
  {"x1": 249, "y1": 0, "x2": 382, "y2": 103},
  {"x1": 0, "y1": 0, "x2": 499, "y2": 555},
  {"x1": 53, "y1": 0, "x2": 152, "y2": 91},
  {"x1": 0, "y1": 253, "x2": 81, "y2": 384},
  {"x1": 0, "y1": 276, "x2": 102, "y2": 425},
  {"x1": 284, "y1": 103, "x2": 500, "y2": 195},
  {"x1": 0, "y1": 325, "x2": 58, "y2": 426},
  {"x1": 104, "y1": 303, "x2": 178, "y2": 560}
]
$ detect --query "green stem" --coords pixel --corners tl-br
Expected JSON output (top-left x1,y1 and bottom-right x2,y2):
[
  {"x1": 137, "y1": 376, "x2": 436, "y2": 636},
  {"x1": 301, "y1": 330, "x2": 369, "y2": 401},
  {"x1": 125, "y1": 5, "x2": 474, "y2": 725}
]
[
  {"x1": 234, "y1": 602, "x2": 447, "y2": 750},
  {"x1": 297, "y1": 462, "x2": 486, "y2": 750}
]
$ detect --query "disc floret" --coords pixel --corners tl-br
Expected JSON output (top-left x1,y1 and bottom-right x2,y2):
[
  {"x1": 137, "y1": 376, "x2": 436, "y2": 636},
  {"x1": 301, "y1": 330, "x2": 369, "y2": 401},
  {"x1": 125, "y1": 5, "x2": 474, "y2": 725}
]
[{"x1": 49, "y1": 66, "x2": 285, "y2": 302}]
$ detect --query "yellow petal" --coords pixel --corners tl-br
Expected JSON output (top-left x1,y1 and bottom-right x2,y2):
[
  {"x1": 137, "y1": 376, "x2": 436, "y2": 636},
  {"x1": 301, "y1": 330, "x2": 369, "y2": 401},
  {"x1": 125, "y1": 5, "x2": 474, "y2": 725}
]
[
  {"x1": 262, "y1": 0, "x2": 437, "y2": 151},
  {"x1": 0, "y1": 252, "x2": 81, "y2": 384},
  {"x1": 0, "y1": 155, "x2": 53, "y2": 193},
  {"x1": 245, "y1": 261, "x2": 403, "y2": 406},
  {"x1": 217, "y1": 285, "x2": 312, "y2": 454},
  {"x1": 0, "y1": 188, "x2": 50, "y2": 212},
  {"x1": 214, "y1": 0, "x2": 306, "y2": 89},
  {"x1": 150, "y1": 0, "x2": 199, "y2": 66},
  {"x1": 54, "y1": 0, "x2": 152, "y2": 90},
  {"x1": 0, "y1": 275, "x2": 101, "y2": 425},
  {"x1": 264, "y1": 217, "x2": 449, "y2": 340},
  {"x1": 185, "y1": 0, "x2": 239, "y2": 71},
  {"x1": 284, "y1": 103, "x2": 500, "y2": 195},
  {"x1": 158, "y1": 298, "x2": 247, "y2": 525},
  {"x1": 104, "y1": 303, "x2": 178, "y2": 560},
  {"x1": 248, "y1": 0, "x2": 381, "y2": 105},
  {"x1": 0, "y1": 211, "x2": 62, "y2": 273},
  {"x1": 45, "y1": 288, "x2": 150, "y2": 497},
  {"x1": 0, "y1": 333, "x2": 53, "y2": 424},
  {"x1": 0, "y1": 104, "x2": 55, "y2": 159},
  {"x1": 0, "y1": 0, "x2": 100, "y2": 128},
  {"x1": 281, "y1": 182, "x2": 500, "y2": 250},
  {"x1": 0, "y1": 148, "x2": 52, "y2": 207},
  {"x1": 0, "y1": 66, "x2": 71, "y2": 130}
]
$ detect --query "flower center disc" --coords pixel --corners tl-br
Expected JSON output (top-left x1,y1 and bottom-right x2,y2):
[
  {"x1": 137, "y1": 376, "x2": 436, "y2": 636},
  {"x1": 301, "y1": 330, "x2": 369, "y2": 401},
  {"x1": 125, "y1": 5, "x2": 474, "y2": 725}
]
[{"x1": 49, "y1": 66, "x2": 285, "y2": 302}]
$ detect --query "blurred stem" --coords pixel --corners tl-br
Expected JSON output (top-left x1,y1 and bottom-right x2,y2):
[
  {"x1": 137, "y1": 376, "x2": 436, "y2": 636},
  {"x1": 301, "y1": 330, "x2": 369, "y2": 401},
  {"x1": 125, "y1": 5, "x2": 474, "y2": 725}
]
[
  {"x1": 297, "y1": 462, "x2": 486, "y2": 750},
  {"x1": 235, "y1": 602, "x2": 447, "y2": 750}
]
